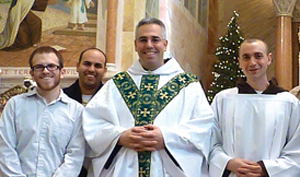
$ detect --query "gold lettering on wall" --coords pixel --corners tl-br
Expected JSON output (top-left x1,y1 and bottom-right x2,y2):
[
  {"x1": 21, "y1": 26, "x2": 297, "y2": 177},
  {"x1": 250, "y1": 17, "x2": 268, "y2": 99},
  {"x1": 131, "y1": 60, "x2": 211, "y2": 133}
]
[{"x1": 0, "y1": 67, "x2": 78, "y2": 77}]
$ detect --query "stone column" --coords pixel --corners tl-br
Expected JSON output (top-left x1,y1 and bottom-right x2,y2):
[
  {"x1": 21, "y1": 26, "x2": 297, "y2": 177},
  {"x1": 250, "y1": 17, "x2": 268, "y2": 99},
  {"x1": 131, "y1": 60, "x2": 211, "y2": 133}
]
[
  {"x1": 292, "y1": 1, "x2": 300, "y2": 86},
  {"x1": 106, "y1": 0, "x2": 118, "y2": 64},
  {"x1": 206, "y1": 0, "x2": 219, "y2": 91},
  {"x1": 273, "y1": 0, "x2": 297, "y2": 90},
  {"x1": 291, "y1": 22, "x2": 299, "y2": 87},
  {"x1": 104, "y1": 0, "x2": 119, "y2": 80}
]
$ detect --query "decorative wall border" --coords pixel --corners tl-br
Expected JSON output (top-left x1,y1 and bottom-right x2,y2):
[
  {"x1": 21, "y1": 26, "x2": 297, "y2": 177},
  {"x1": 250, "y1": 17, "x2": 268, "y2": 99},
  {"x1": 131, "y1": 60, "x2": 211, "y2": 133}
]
[
  {"x1": 0, "y1": 63, "x2": 117, "y2": 93},
  {"x1": 0, "y1": 67, "x2": 77, "y2": 93}
]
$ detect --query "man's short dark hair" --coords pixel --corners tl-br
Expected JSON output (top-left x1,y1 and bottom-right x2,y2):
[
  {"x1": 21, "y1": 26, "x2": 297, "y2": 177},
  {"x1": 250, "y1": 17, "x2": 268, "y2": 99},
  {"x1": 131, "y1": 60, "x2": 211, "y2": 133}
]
[
  {"x1": 239, "y1": 38, "x2": 269, "y2": 55},
  {"x1": 29, "y1": 46, "x2": 64, "y2": 69},
  {"x1": 135, "y1": 17, "x2": 167, "y2": 39},
  {"x1": 79, "y1": 48, "x2": 107, "y2": 67}
]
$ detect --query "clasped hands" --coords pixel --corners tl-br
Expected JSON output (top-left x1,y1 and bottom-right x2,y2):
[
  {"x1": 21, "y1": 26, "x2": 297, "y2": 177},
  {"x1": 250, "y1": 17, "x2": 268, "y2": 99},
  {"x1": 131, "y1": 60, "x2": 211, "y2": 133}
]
[
  {"x1": 227, "y1": 158, "x2": 266, "y2": 177},
  {"x1": 118, "y1": 124, "x2": 165, "y2": 152}
]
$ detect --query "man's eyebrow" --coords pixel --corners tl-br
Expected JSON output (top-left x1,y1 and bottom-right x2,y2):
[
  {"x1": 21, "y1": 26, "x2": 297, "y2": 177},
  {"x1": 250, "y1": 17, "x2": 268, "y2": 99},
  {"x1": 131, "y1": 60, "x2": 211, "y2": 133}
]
[
  {"x1": 254, "y1": 52, "x2": 263, "y2": 55},
  {"x1": 138, "y1": 36, "x2": 161, "y2": 39},
  {"x1": 138, "y1": 36, "x2": 147, "y2": 39}
]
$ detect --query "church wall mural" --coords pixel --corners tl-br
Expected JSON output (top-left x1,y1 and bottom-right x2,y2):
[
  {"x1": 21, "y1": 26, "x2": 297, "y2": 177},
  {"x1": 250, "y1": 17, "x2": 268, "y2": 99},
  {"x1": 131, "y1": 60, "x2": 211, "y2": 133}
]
[
  {"x1": 0, "y1": 0, "x2": 100, "y2": 94},
  {"x1": 0, "y1": 0, "x2": 210, "y2": 112}
]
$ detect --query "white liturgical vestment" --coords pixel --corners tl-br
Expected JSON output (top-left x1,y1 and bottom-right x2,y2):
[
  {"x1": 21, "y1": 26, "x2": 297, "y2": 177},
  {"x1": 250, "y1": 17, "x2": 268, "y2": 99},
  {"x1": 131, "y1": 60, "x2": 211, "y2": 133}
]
[
  {"x1": 83, "y1": 58, "x2": 214, "y2": 177},
  {"x1": 209, "y1": 87, "x2": 300, "y2": 177}
]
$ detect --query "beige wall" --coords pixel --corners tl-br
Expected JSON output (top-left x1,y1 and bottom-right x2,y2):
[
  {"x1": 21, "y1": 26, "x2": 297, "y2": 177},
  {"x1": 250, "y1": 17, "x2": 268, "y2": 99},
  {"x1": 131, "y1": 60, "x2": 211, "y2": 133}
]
[
  {"x1": 120, "y1": 0, "x2": 145, "y2": 71},
  {"x1": 163, "y1": 0, "x2": 208, "y2": 85}
]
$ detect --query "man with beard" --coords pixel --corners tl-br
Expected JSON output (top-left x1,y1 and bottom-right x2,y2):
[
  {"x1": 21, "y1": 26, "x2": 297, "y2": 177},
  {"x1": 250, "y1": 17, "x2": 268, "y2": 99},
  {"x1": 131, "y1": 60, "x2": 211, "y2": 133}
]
[
  {"x1": 64, "y1": 48, "x2": 107, "y2": 106},
  {"x1": 0, "y1": 46, "x2": 85, "y2": 176},
  {"x1": 63, "y1": 47, "x2": 107, "y2": 176}
]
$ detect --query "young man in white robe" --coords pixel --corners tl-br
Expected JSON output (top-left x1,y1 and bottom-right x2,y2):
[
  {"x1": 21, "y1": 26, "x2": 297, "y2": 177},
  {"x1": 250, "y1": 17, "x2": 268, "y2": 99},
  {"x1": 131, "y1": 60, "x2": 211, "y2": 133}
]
[
  {"x1": 209, "y1": 38, "x2": 300, "y2": 177},
  {"x1": 82, "y1": 17, "x2": 214, "y2": 177}
]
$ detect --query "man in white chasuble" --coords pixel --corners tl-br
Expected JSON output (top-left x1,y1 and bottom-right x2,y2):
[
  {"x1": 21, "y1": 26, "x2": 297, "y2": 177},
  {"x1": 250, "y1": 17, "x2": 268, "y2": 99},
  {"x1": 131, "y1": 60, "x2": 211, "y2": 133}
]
[
  {"x1": 82, "y1": 17, "x2": 214, "y2": 177},
  {"x1": 209, "y1": 39, "x2": 300, "y2": 177}
]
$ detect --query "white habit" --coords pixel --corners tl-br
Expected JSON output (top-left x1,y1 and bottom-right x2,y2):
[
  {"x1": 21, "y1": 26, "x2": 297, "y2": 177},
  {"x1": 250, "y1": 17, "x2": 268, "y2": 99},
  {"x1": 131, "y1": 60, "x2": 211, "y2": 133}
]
[
  {"x1": 83, "y1": 58, "x2": 214, "y2": 177},
  {"x1": 209, "y1": 87, "x2": 300, "y2": 177},
  {"x1": 68, "y1": 0, "x2": 92, "y2": 24}
]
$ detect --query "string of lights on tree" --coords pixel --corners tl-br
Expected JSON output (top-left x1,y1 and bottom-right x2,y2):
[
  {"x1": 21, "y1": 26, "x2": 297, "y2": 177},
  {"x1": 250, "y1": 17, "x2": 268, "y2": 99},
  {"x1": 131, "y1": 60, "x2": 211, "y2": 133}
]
[{"x1": 207, "y1": 11, "x2": 245, "y2": 103}]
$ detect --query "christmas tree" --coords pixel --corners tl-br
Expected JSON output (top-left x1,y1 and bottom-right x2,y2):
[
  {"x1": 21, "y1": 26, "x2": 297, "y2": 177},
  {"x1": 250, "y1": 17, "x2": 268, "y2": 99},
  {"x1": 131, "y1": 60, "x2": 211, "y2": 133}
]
[{"x1": 207, "y1": 11, "x2": 245, "y2": 103}]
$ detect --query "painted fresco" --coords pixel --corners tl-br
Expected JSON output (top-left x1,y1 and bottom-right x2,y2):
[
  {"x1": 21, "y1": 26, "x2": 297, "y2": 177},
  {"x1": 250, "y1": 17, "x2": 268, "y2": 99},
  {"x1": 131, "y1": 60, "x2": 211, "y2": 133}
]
[{"x1": 0, "y1": 0, "x2": 98, "y2": 67}]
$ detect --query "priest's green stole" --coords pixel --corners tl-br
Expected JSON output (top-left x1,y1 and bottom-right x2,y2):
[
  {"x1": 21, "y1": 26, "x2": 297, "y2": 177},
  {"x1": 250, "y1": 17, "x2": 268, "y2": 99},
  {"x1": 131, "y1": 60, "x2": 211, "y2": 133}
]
[{"x1": 113, "y1": 71, "x2": 198, "y2": 177}]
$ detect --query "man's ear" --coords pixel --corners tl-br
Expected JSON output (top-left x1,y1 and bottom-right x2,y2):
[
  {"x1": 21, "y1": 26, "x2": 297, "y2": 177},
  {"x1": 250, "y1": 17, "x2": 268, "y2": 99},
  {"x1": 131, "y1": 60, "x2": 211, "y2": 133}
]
[
  {"x1": 164, "y1": 39, "x2": 168, "y2": 51},
  {"x1": 238, "y1": 57, "x2": 242, "y2": 69},
  {"x1": 30, "y1": 70, "x2": 35, "y2": 81},
  {"x1": 104, "y1": 67, "x2": 107, "y2": 74},
  {"x1": 267, "y1": 53, "x2": 272, "y2": 65},
  {"x1": 60, "y1": 68, "x2": 66, "y2": 79},
  {"x1": 76, "y1": 62, "x2": 80, "y2": 72},
  {"x1": 134, "y1": 40, "x2": 138, "y2": 51}
]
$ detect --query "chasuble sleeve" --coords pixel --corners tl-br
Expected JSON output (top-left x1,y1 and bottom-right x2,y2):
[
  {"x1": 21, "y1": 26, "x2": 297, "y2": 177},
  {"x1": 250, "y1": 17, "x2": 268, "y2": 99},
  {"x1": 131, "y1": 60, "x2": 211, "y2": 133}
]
[
  {"x1": 83, "y1": 80, "x2": 129, "y2": 157},
  {"x1": 158, "y1": 82, "x2": 214, "y2": 177},
  {"x1": 82, "y1": 79, "x2": 134, "y2": 176}
]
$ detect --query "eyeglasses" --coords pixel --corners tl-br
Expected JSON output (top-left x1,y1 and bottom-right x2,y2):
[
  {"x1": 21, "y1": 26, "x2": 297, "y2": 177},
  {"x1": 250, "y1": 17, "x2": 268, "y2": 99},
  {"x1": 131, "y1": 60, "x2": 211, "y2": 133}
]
[{"x1": 32, "y1": 64, "x2": 60, "y2": 71}]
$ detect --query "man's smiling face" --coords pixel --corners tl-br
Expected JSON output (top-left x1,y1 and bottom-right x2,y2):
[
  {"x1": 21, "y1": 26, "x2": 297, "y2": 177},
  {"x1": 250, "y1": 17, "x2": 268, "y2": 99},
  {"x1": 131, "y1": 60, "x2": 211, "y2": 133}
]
[{"x1": 135, "y1": 24, "x2": 168, "y2": 71}]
